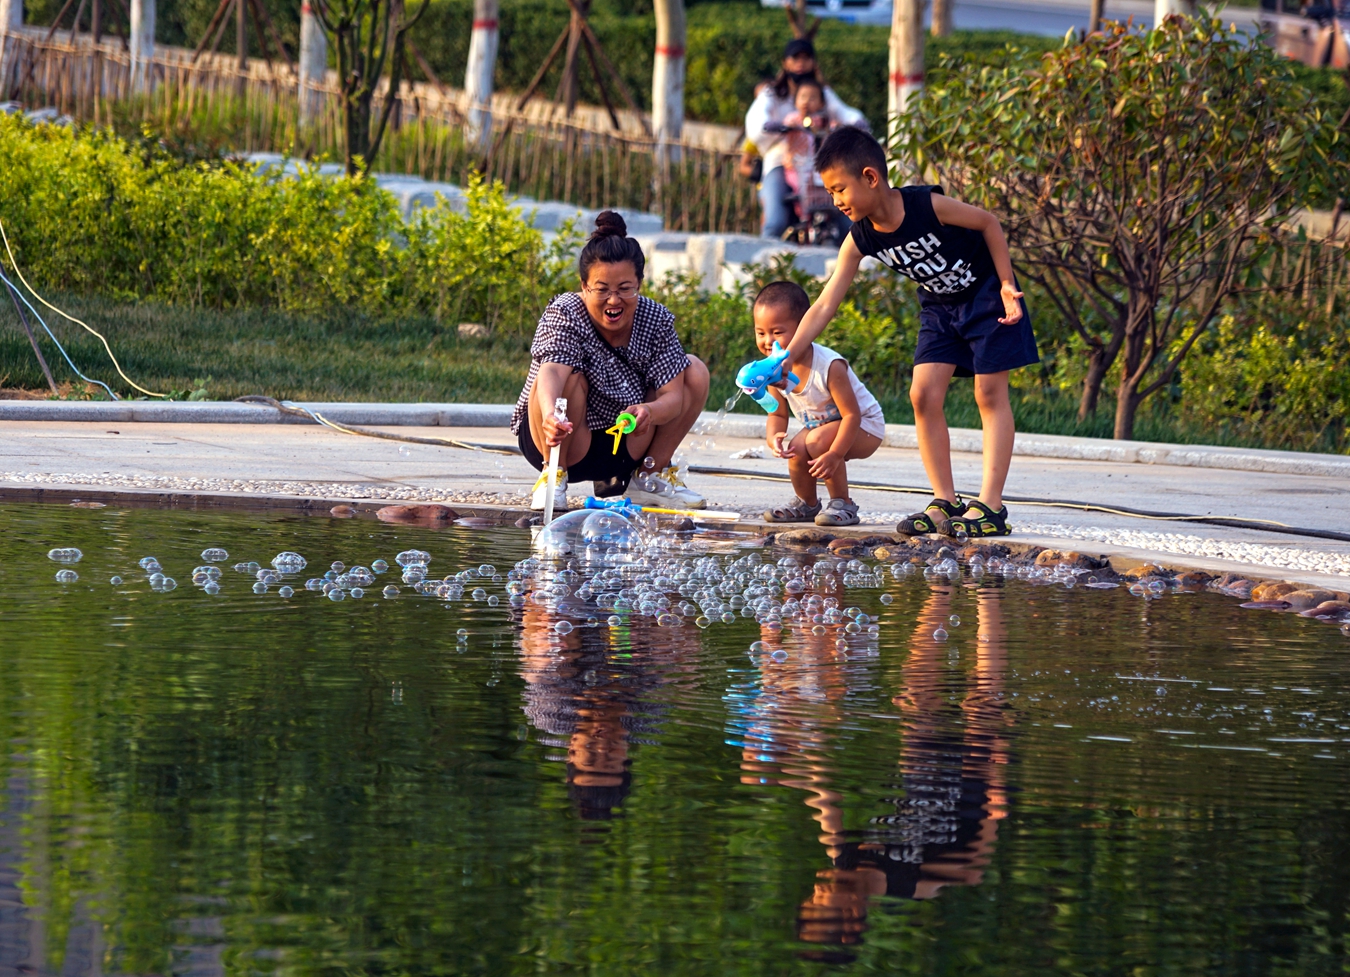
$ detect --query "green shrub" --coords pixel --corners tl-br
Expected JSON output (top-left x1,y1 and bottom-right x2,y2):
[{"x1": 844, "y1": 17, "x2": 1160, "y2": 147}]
[{"x1": 0, "y1": 114, "x2": 565, "y2": 330}]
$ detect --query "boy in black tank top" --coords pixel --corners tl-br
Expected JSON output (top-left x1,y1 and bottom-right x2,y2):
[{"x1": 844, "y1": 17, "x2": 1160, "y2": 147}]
[{"x1": 771, "y1": 126, "x2": 1039, "y2": 539}]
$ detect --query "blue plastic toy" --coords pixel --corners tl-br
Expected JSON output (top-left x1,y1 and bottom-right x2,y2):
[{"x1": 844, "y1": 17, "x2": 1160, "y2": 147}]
[{"x1": 735, "y1": 342, "x2": 799, "y2": 413}]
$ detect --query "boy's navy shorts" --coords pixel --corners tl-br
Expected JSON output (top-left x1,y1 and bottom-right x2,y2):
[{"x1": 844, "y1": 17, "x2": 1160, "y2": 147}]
[
  {"x1": 914, "y1": 274, "x2": 1040, "y2": 378},
  {"x1": 518, "y1": 426, "x2": 637, "y2": 485}
]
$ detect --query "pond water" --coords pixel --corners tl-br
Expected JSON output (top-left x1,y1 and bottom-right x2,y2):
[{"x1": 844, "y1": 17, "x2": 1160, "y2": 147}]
[{"x1": 1, "y1": 501, "x2": 1348, "y2": 976}]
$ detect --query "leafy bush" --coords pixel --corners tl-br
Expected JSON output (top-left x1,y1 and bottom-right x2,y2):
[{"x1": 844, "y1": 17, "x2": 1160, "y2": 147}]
[
  {"x1": 0, "y1": 114, "x2": 570, "y2": 329},
  {"x1": 897, "y1": 16, "x2": 1350, "y2": 440},
  {"x1": 1180, "y1": 312, "x2": 1350, "y2": 453}
]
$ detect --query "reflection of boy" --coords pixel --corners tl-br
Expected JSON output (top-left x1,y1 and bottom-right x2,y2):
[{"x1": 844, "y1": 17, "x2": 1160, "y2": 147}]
[
  {"x1": 753, "y1": 281, "x2": 885, "y2": 527},
  {"x1": 787, "y1": 126, "x2": 1040, "y2": 539},
  {"x1": 795, "y1": 586, "x2": 1012, "y2": 952}
]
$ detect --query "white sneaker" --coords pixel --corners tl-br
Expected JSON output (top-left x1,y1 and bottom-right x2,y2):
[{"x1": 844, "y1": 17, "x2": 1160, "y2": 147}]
[
  {"x1": 530, "y1": 469, "x2": 568, "y2": 511},
  {"x1": 626, "y1": 466, "x2": 706, "y2": 509}
]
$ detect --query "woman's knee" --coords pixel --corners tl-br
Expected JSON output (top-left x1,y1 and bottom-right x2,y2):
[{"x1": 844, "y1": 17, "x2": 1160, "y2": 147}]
[{"x1": 684, "y1": 355, "x2": 710, "y2": 399}]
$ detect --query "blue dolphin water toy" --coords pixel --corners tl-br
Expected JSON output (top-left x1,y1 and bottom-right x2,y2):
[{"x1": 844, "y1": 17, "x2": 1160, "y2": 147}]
[{"x1": 735, "y1": 342, "x2": 799, "y2": 413}]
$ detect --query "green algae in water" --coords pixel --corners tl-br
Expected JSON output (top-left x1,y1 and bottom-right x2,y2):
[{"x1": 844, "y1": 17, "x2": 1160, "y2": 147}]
[{"x1": 0, "y1": 501, "x2": 1348, "y2": 974}]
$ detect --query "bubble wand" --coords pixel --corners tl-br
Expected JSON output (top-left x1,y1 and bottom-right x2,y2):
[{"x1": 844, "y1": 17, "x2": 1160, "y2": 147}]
[
  {"x1": 605, "y1": 412, "x2": 638, "y2": 454},
  {"x1": 542, "y1": 397, "x2": 567, "y2": 526}
]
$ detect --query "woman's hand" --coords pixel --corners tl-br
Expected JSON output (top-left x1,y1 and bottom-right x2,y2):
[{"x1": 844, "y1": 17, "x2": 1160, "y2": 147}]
[
  {"x1": 542, "y1": 412, "x2": 574, "y2": 448},
  {"x1": 808, "y1": 450, "x2": 842, "y2": 480},
  {"x1": 769, "y1": 431, "x2": 795, "y2": 459},
  {"x1": 623, "y1": 404, "x2": 653, "y2": 437}
]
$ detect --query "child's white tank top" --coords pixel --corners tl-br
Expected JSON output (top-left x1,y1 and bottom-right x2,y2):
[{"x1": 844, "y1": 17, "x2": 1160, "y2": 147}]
[{"x1": 784, "y1": 344, "x2": 886, "y2": 440}]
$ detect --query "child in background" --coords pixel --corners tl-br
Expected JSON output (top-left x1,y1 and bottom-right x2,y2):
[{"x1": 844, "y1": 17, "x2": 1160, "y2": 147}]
[
  {"x1": 753, "y1": 281, "x2": 885, "y2": 527},
  {"x1": 780, "y1": 79, "x2": 833, "y2": 203},
  {"x1": 783, "y1": 126, "x2": 1039, "y2": 538}
]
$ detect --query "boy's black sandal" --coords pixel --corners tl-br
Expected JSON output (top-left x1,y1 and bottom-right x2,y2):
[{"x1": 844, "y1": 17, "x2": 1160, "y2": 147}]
[
  {"x1": 895, "y1": 498, "x2": 964, "y2": 537},
  {"x1": 948, "y1": 501, "x2": 1011, "y2": 538}
]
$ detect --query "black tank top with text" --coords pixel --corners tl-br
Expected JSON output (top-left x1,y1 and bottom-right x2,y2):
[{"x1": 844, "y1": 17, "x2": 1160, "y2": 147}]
[{"x1": 849, "y1": 185, "x2": 995, "y2": 305}]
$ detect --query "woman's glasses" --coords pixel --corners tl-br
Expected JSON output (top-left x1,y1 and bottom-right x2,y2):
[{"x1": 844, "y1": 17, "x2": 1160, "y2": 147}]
[{"x1": 583, "y1": 283, "x2": 641, "y2": 300}]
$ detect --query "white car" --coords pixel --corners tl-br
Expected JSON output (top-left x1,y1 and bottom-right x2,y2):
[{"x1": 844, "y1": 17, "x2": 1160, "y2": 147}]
[{"x1": 759, "y1": 0, "x2": 893, "y2": 27}]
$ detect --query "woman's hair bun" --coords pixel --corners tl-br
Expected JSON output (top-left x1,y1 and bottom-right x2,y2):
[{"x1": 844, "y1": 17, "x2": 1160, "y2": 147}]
[{"x1": 592, "y1": 210, "x2": 628, "y2": 239}]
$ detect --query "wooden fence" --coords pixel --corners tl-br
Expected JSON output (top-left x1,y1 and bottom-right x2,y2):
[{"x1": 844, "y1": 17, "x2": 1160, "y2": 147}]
[{"x1": 0, "y1": 29, "x2": 761, "y2": 234}]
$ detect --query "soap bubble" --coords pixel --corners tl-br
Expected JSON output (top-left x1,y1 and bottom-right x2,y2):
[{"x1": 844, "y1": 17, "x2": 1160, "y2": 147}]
[
  {"x1": 48, "y1": 547, "x2": 83, "y2": 563},
  {"x1": 949, "y1": 614, "x2": 961, "y2": 626},
  {"x1": 328, "y1": 589, "x2": 345, "y2": 602},
  {"x1": 55, "y1": 569, "x2": 78, "y2": 583},
  {"x1": 749, "y1": 640, "x2": 766, "y2": 653},
  {"x1": 488, "y1": 595, "x2": 500, "y2": 606},
  {"x1": 278, "y1": 586, "x2": 294, "y2": 598},
  {"x1": 396, "y1": 550, "x2": 431, "y2": 567},
  {"x1": 933, "y1": 627, "x2": 948, "y2": 641},
  {"x1": 372, "y1": 559, "x2": 389, "y2": 573},
  {"x1": 554, "y1": 621, "x2": 574, "y2": 635},
  {"x1": 478, "y1": 564, "x2": 496, "y2": 576},
  {"x1": 148, "y1": 572, "x2": 165, "y2": 585},
  {"x1": 350, "y1": 588, "x2": 364, "y2": 599},
  {"x1": 138, "y1": 556, "x2": 159, "y2": 569},
  {"x1": 383, "y1": 585, "x2": 399, "y2": 598},
  {"x1": 204, "y1": 581, "x2": 220, "y2": 595},
  {"x1": 770, "y1": 650, "x2": 789, "y2": 662},
  {"x1": 271, "y1": 552, "x2": 307, "y2": 572},
  {"x1": 456, "y1": 628, "x2": 469, "y2": 638},
  {"x1": 253, "y1": 582, "x2": 268, "y2": 594},
  {"x1": 472, "y1": 588, "x2": 487, "y2": 601},
  {"x1": 201, "y1": 548, "x2": 228, "y2": 563},
  {"x1": 880, "y1": 593, "x2": 894, "y2": 604},
  {"x1": 331, "y1": 561, "x2": 346, "y2": 572},
  {"x1": 109, "y1": 575, "x2": 122, "y2": 586},
  {"x1": 695, "y1": 616, "x2": 712, "y2": 629},
  {"x1": 607, "y1": 615, "x2": 622, "y2": 627}
]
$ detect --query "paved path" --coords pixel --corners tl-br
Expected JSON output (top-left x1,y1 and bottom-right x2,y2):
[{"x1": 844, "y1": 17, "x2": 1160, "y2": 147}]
[{"x1": 1, "y1": 416, "x2": 1345, "y2": 589}]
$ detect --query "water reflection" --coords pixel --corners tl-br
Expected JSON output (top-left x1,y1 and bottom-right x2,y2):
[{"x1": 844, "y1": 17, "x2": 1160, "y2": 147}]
[
  {"x1": 731, "y1": 582, "x2": 1014, "y2": 956},
  {"x1": 514, "y1": 601, "x2": 692, "y2": 821}
]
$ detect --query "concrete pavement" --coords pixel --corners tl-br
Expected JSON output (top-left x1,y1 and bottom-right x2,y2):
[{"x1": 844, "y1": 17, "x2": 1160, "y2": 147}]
[{"x1": 0, "y1": 408, "x2": 1346, "y2": 589}]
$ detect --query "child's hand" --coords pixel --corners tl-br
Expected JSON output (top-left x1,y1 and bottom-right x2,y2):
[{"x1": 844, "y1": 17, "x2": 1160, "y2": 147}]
[
  {"x1": 998, "y1": 281, "x2": 1024, "y2": 325},
  {"x1": 769, "y1": 432, "x2": 795, "y2": 458},
  {"x1": 808, "y1": 450, "x2": 841, "y2": 480}
]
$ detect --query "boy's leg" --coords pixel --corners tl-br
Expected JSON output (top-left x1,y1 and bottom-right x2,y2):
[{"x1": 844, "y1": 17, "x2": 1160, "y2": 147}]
[
  {"x1": 786, "y1": 429, "x2": 820, "y2": 505},
  {"x1": 909, "y1": 363, "x2": 959, "y2": 503},
  {"x1": 970, "y1": 371, "x2": 1014, "y2": 514},
  {"x1": 801, "y1": 423, "x2": 883, "y2": 501},
  {"x1": 527, "y1": 369, "x2": 591, "y2": 468}
]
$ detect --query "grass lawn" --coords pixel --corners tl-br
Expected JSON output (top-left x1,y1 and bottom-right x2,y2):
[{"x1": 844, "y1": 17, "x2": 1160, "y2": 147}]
[{"x1": 0, "y1": 294, "x2": 1327, "y2": 453}]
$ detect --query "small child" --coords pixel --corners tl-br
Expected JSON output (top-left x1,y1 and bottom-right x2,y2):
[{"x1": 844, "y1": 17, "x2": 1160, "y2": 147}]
[
  {"x1": 781, "y1": 79, "x2": 833, "y2": 202},
  {"x1": 784, "y1": 126, "x2": 1040, "y2": 538},
  {"x1": 753, "y1": 281, "x2": 885, "y2": 527}
]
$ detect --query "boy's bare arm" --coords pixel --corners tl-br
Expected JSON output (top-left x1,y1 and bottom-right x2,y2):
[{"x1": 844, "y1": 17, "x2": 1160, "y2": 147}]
[
  {"x1": 930, "y1": 195, "x2": 1024, "y2": 325},
  {"x1": 785, "y1": 235, "x2": 865, "y2": 360},
  {"x1": 809, "y1": 360, "x2": 862, "y2": 481}
]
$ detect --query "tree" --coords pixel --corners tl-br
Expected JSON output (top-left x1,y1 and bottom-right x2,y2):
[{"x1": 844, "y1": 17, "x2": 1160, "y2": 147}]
[
  {"x1": 311, "y1": 0, "x2": 430, "y2": 176},
  {"x1": 895, "y1": 17, "x2": 1346, "y2": 439}
]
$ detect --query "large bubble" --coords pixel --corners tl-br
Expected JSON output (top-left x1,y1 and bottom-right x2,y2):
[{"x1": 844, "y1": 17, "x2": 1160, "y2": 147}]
[
  {"x1": 201, "y1": 547, "x2": 229, "y2": 563},
  {"x1": 48, "y1": 547, "x2": 82, "y2": 564},
  {"x1": 396, "y1": 549, "x2": 431, "y2": 568},
  {"x1": 272, "y1": 551, "x2": 308, "y2": 572},
  {"x1": 535, "y1": 509, "x2": 643, "y2": 559}
]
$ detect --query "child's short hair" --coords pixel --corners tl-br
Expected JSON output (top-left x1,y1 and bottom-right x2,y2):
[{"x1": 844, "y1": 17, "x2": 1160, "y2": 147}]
[
  {"x1": 814, "y1": 126, "x2": 888, "y2": 179},
  {"x1": 753, "y1": 280, "x2": 811, "y2": 321}
]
